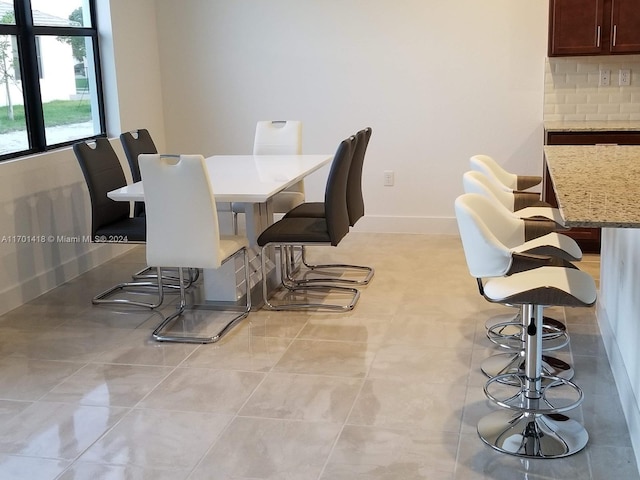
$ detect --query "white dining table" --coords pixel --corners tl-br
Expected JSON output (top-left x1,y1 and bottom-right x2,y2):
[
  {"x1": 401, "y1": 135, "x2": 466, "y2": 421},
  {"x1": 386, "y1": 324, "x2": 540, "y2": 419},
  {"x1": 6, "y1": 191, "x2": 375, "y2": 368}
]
[{"x1": 107, "y1": 154, "x2": 332, "y2": 303}]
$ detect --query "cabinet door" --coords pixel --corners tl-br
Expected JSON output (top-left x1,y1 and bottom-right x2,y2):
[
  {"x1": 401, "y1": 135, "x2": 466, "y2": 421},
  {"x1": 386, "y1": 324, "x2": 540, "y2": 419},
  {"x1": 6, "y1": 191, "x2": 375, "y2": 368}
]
[
  {"x1": 610, "y1": 0, "x2": 640, "y2": 53},
  {"x1": 549, "y1": 0, "x2": 605, "y2": 56}
]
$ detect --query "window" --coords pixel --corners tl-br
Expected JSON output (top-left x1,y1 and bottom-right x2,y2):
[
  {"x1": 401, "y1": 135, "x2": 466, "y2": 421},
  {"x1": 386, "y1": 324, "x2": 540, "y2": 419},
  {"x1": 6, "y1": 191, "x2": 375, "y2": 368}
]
[{"x1": 0, "y1": 0, "x2": 105, "y2": 160}]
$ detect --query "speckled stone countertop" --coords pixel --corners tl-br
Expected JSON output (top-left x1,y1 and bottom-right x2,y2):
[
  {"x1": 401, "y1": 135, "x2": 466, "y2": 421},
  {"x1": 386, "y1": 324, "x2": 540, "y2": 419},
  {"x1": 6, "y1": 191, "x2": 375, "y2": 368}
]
[
  {"x1": 544, "y1": 145, "x2": 640, "y2": 228},
  {"x1": 544, "y1": 120, "x2": 640, "y2": 132}
]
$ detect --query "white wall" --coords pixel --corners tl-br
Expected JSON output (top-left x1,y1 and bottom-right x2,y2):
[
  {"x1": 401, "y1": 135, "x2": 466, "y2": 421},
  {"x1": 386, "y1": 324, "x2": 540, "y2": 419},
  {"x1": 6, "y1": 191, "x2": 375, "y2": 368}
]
[
  {"x1": 154, "y1": 0, "x2": 548, "y2": 234},
  {"x1": 598, "y1": 228, "x2": 640, "y2": 462},
  {"x1": 99, "y1": 0, "x2": 167, "y2": 144},
  {"x1": 0, "y1": 0, "x2": 549, "y2": 315},
  {"x1": 0, "y1": 0, "x2": 166, "y2": 316}
]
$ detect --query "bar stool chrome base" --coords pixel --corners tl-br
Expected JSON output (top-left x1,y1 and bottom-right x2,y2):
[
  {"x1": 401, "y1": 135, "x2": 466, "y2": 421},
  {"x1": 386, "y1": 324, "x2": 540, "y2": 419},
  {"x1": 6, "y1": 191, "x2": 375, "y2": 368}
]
[
  {"x1": 481, "y1": 352, "x2": 574, "y2": 383},
  {"x1": 477, "y1": 410, "x2": 588, "y2": 458}
]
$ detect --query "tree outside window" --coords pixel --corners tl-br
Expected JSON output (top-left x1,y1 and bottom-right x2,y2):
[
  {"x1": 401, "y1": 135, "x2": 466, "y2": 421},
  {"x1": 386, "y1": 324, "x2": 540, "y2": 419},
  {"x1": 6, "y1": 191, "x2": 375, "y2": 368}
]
[{"x1": 0, "y1": 0, "x2": 105, "y2": 159}]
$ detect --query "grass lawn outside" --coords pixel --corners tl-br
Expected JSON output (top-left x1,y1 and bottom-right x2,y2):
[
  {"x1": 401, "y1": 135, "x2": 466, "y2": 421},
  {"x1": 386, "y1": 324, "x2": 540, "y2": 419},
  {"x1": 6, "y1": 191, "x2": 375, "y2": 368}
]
[{"x1": 0, "y1": 99, "x2": 92, "y2": 135}]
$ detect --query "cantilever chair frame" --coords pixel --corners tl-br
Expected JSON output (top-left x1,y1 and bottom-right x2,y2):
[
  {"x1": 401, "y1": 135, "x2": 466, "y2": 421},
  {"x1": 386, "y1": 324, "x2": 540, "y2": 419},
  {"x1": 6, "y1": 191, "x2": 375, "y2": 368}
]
[
  {"x1": 93, "y1": 242, "x2": 165, "y2": 309},
  {"x1": 260, "y1": 242, "x2": 360, "y2": 311},
  {"x1": 92, "y1": 239, "x2": 165, "y2": 309},
  {"x1": 151, "y1": 250, "x2": 251, "y2": 344}
]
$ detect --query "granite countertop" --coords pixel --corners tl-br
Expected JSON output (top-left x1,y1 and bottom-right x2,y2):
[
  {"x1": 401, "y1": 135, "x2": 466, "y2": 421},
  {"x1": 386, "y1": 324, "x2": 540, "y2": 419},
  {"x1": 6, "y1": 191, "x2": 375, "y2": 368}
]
[
  {"x1": 544, "y1": 120, "x2": 640, "y2": 132},
  {"x1": 544, "y1": 145, "x2": 640, "y2": 228}
]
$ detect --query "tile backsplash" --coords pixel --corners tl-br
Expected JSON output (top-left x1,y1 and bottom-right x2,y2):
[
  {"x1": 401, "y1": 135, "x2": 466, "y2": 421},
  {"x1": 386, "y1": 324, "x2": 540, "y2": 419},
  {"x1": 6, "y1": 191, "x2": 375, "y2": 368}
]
[{"x1": 544, "y1": 55, "x2": 640, "y2": 122}]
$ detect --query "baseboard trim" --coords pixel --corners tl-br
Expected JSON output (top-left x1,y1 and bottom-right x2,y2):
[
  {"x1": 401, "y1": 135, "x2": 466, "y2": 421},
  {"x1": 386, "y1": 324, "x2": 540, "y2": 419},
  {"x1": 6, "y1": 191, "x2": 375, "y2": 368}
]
[
  {"x1": 352, "y1": 215, "x2": 458, "y2": 235},
  {"x1": 0, "y1": 244, "x2": 135, "y2": 317}
]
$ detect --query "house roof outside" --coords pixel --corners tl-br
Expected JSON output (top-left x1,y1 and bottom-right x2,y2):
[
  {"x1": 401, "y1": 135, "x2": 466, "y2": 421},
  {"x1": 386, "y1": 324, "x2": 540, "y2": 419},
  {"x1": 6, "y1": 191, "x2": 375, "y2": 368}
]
[{"x1": 0, "y1": 1, "x2": 79, "y2": 27}]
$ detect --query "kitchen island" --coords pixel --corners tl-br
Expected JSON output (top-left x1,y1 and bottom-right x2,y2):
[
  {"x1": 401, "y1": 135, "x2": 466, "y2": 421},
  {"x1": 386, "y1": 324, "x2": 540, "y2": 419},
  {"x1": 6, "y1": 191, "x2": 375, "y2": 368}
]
[
  {"x1": 544, "y1": 144, "x2": 640, "y2": 465},
  {"x1": 544, "y1": 145, "x2": 640, "y2": 228},
  {"x1": 543, "y1": 125, "x2": 640, "y2": 252}
]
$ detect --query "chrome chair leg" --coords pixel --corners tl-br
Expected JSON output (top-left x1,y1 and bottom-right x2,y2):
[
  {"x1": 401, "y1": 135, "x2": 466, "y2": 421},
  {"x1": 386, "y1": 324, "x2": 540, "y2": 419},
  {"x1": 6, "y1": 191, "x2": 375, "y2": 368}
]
[
  {"x1": 133, "y1": 266, "x2": 199, "y2": 288},
  {"x1": 260, "y1": 244, "x2": 360, "y2": 311},
  {"x1": 93, "y1": 274, "x2": 164, "y2": 309},
  {"x1": 282, "y1": 246, "x2": 374, "y2": 286},
  {"x1": 152, "y1": 250, "x2": 251, "y2": 343}
]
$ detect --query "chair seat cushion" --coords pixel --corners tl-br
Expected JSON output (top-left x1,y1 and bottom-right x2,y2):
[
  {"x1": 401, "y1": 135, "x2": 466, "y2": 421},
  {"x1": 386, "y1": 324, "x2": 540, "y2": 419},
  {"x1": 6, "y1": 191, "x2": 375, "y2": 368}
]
[
  {"x1": 95, "y1": 217, "x2": 146, "y2": 242},
  {"x1": 257, "y1": 217, "x2": 330, "y2": 246},
  {"x1": 284, "y1": 202, "x2": 325, "y2": 219},
  {"x1": 516, "y1": 206, "x2": 566, "y2": 228},
  {"x1": 512, "y1": 232, "x2": 582, "y2": 262},
  {"x1": 483, "y1": 266, "x2": 597, "y2": 307},
  {"x1": 219, "y1": 236, "x2": 249, "y2": 265}
]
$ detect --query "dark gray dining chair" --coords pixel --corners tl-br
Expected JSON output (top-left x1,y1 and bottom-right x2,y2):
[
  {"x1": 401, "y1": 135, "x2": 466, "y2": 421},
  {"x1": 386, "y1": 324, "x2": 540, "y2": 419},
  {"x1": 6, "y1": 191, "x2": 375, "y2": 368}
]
[
  {"x1": 119, "y1": 128, "x2": 157, "y2": 217},
  {"x1": 282, "y1": 127, "x2": 374, "y2": 285},
  {"x1": 73, "y1": 138, "x2": 163, "y2": 308},
  {"x1": 256, "y1": 136, "x2": 360, "y2": 311}
]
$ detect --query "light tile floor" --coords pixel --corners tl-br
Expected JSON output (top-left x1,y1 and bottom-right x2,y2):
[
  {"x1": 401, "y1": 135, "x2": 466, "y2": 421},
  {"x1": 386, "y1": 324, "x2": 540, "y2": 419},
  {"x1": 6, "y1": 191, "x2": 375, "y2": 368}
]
[{"x1": 0, "y1": 233, "x2": 636, "y2": 480}]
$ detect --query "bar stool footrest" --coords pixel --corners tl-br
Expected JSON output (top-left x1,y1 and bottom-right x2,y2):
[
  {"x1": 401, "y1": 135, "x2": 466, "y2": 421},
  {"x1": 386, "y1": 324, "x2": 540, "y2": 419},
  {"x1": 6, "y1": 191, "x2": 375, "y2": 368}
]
[
  {"x1": 487, "y1": 320, "x2": 569, "y2": 351},
  {"x1": 481, "y1": 352, "x2": 574, "y2": 383},
  {"x1": 484, "y1": 373, "x2": 584, "y2": 415}
]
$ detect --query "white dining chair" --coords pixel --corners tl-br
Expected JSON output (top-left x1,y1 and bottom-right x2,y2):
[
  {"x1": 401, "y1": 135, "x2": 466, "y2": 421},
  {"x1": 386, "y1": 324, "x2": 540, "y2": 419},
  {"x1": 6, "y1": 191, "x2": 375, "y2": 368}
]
[
  {"x1": 232, "y1": 120, "x2": 303, "y2": 232},
  {"x1": 139, "y1": 153, "x2": 251, "y2": 343}
]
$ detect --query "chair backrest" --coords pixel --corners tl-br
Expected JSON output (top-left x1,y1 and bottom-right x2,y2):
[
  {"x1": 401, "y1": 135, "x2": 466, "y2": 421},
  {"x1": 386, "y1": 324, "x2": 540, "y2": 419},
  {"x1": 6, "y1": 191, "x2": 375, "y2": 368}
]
[
  {"x1": 253, "y1": 121, "x2": 302, "y2": 155},
  {"x1": 138, "y1": 154, "x2": 224, "y2": 269},
  {"x1": 455, "y1": 193, "x2": 513, "y2": 278},
  {"x1": 462, "y1": 170, "x2": 515, "y2": 211},
  {"x1": 346, "y1": 127, "x2": 372, "y2": 226},
  {"x1": 470, "y1": 154, "x2": 518, "y2": 190},
  {"x1": 457, "y1": 190, "x2": 526, "y2": 249},
  {"x1": 325, "y1": 136, "x2": 355, "y2": 246},
  {"x1": 120, "y1": 129, "x2": 158, "y2": 182},
  {"x1": 73, "y1": 138, "x2": 130, "y2": 237},
  {"x1": 120, "y1": 129, "x2": 157, "y2": 217},
  {"x1": 254, "y1": 121, "x2": 304, "y2": 195}
]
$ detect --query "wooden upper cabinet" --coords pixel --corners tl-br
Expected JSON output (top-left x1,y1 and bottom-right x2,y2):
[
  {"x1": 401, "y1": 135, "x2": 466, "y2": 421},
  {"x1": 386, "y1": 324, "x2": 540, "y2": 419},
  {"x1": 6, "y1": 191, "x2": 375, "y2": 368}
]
[
  {"x1": 549, "y1": 0, "x2": 604, "y2": 56},
  {"x1": 549, "y1": 0, "x2": 640, "y2": 56},
  {"x1": 610, "y1": 0, "x2": 640, "y2": 53}
]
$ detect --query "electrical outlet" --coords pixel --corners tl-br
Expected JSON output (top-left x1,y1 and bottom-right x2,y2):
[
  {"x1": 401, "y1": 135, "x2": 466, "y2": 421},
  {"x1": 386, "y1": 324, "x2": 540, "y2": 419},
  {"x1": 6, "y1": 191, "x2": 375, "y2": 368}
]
[
  {"x1": 620, "y1": 69, "x2": 631, "y2": 86},
  {"x1": 600, "y1": 69, "x2": 610, "y2": 86},
  {"x1": 383, "y1": 170, "x2": 394, "y2": 186}
]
